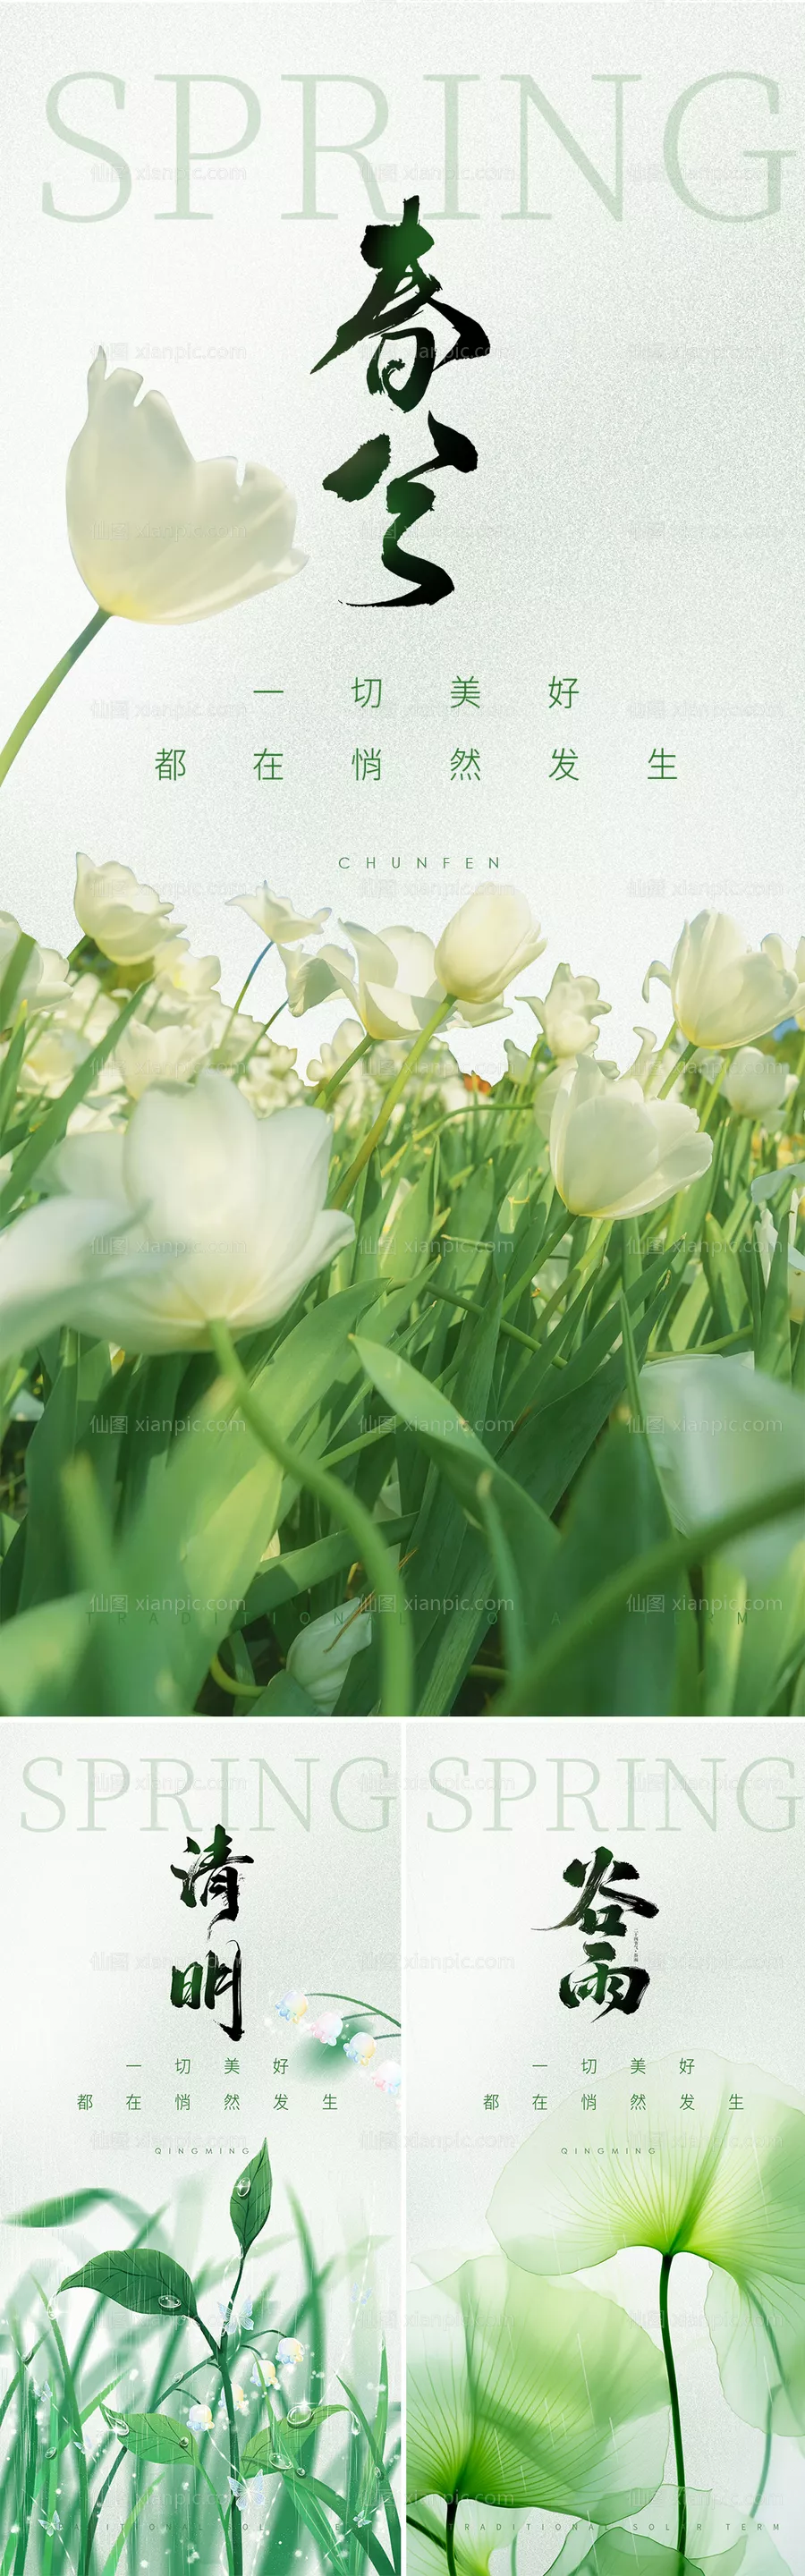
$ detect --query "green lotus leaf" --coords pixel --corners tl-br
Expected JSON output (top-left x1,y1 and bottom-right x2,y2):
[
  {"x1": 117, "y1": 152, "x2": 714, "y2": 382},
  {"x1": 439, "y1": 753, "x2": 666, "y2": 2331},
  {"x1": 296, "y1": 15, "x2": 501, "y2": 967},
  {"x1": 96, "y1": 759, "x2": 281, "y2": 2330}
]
[
  {"x1": 487, "y1": 2054, "x2": 805, "y2": 2439},
  {"x1": 407, "y1": 2250, "x2": 669, "y2": 2521},
  {"x1": 407, "y1": 2497, "x2": 530, "y2": 2576}
]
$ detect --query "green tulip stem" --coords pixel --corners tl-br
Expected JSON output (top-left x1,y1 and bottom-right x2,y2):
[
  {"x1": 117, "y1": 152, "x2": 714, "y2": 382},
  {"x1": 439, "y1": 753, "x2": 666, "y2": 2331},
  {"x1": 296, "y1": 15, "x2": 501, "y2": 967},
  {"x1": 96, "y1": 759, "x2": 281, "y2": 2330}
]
[
  {"x1": 312, "y1": 1029, "x2": 374, "y2": 1108},
  {"x1": 0, "y1": 606, "x2": 110, "y2": 790},
  {"x1": 218, "y1": 2357, "x2": 244, "y2": 2576},
  {"x1": 219, "y1": 2250, "x2": 247, "y2": 2353},
  {"x1": 699, "y1": 1056, "x2": 730, "y2": 1128},
  {"x1": 657, "y1": 1038, "x2": 696, "y2": 1099},
  {"x1": 209, "y1": 1318, "x2": 414, "y2": 1716},
  {"x1": 652, "y1": 1020, "x2": 679, "y2": 1078},
  {"x1": 332, "y1": 995, "x2": 454, "y2": 1208},
  {"x1": 198, "y1": 2461, "x2": 236, "y2": 2576},
  {"x1": 216, "y1": 941, "x2": 275, "y2": 1060},
  {"x1": 445, "y1": 2495, "x2": 459, "y2": 2576},
  {"x1": 658, "y1": 2254, "x2": 687, "y2": 2563},
  {"x1": 233, "y1": 942, "x2": 273, "y2": 1013}
]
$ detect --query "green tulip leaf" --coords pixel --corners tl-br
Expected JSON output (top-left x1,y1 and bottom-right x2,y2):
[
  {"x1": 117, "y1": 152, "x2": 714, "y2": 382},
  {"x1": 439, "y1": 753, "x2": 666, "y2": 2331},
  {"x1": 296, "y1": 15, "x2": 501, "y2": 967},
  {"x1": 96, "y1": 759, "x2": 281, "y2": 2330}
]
[
  {"x1": 242, "y1": 2403, "x2": 348, "y2": 2480},
  {"x1": 59, "y1": 2250, "x2": 199, "y2": 2320},
  {"x1": 241, "y1": 2428, "x2": 281, "y2": 2479},
  {"x1": 230, "y1": 2139, "x2": 272, "y2": 2251},
  {"x1": 275, "y1": 2403, "x2": 349, "y2": 2461},
  {"x1": 100, "y1": 2406, "x2": 199, "y2": 2467},
  {"x1": 5, "y1": 2186, "x2": 146, "y2": 2230}
]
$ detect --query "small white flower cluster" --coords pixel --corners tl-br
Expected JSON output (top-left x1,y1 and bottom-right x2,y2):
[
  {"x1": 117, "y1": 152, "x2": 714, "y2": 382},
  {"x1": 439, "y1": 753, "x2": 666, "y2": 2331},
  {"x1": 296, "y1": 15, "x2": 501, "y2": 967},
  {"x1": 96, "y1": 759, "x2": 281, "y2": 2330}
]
[{"x1": 275, "y1": 1990, "x2": 401, "y2": 2096}]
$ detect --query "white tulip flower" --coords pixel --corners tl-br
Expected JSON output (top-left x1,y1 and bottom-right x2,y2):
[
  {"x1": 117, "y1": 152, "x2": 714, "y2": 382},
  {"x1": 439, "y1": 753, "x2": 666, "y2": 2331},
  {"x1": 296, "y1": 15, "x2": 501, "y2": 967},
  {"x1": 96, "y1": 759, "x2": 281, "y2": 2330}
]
[
  {"x1": 723, "y1": 1045, "x2": 796, "y2": 1121},
  {"x1": 761, "y1": 932, "x2": 805, "y2": 1024},
  {"x1": 344, "y1": 922, "x2": 445, "y2": 1039},
  {"x1": 279, "y1": 942, "x2": 358, "y2": 1018},
  {"x1": 30, "y1": 949, "x2": 73, "y2": 1011},
  {"x1": 306, "y1": 1020, "x2": 367, "y2": 1086},
  {"x1": 199, "y1": 1000, "x2": 267, "y2": 1068},
  {"x1": 0, "y1": 1076, "x2": 353, "y2": 1360},
  {"x1": 640, "y1": 1352, "x2": 805, "y2": 1580},
  {"x1": 152, "y1": 945, "x2": 222, "y2": 1003},
  {"x1": 503, "y1": 1039, "x2": 531, "y2": 1083},
  {"x1": 17, "y1": 1023, "x2": 94, "y2": 1100},
  {"x1": 0, "y1": 911, "x2": 56, "y2": 1009},
  {"x1": 650, "y1": 911, "x2": 798, "y2": 1048},
  {"x1": 230, "y1": 886, "x2": 329, "y2": 945},
  {"x1": 55, "y1": 970, "x2": 119, "y2": 1045},
  {"x1": 532, "y1": 1061, "x2": 570, "y2": 1143},
  {"x1": 66, "y1": 351, "x2": 306, "y2": 623},
  {"x1": 623, "y1": 1024, "x2": 676, "y2": 1096},
  {"x1": 240, "y1": 1045, "x2": 304, "y2": 1118},
  {"x1": 523, "y1": 962, "x2": 610, "y2": 1057},
  {"x1": 286, "y1": 1602, "x2": 373, "y2": 1711},
  {"x1": 549, "y1": 1054, "x2": 712, "y2": 1219},
  {"x1": 114, "y1": 1013, "x2": 218, "y2": 1100},
  {"x1": 434, "y1": 886, "x2": 546, "y2": 1008},
  {"x1": 74, "y1": 852, "x2": 183, "y2": 967}
]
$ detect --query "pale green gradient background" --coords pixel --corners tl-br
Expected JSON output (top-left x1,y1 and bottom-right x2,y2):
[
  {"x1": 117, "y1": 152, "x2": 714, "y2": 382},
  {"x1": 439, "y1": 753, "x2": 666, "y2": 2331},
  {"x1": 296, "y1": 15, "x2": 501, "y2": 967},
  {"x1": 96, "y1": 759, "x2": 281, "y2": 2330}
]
[
  {"x1": 0, "y1": 1720, "x2": 401, "y2": 2386},
  {"x1": 407, "y1": 1718, "x2": 805, "y2": 2568}
]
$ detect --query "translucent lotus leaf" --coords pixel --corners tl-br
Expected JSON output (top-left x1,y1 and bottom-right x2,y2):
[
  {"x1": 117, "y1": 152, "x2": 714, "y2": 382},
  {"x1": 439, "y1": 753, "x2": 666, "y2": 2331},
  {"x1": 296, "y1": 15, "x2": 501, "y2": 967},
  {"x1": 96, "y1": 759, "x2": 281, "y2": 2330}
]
[
  {"x1": 546, "y1": 2496, "x2": 790, "y2": 2576},
  {"x1": 407, "y1": 2497, "x2": 530, "y2": 2576},
  {"x1": 547, "y1": 2533, "x2": 705, "y2": 2575},
  {"x1": 407, "y1": 2250, "x2": 669, "y2": 2520},
  {"x1": 704, "y1": 2262, "x2": 805, "y2": 2438},
  {"x1": 487, "y1": 2055, "x2": 805, "y2": 2436},
  {"x1": 614, "y1": 2487, "x2": 790, "y2": 2576}
]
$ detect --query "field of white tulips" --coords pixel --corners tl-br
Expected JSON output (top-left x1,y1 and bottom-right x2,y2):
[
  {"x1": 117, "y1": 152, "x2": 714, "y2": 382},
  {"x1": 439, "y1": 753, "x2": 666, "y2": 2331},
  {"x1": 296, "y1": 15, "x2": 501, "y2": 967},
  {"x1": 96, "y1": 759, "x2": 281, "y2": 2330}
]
[
  {"x1": 0, "y1": 860, "x2": 804, "y2": 1717},
  {"x1": 0, "y1": 350, "x2": 803, "y2": 1716}
]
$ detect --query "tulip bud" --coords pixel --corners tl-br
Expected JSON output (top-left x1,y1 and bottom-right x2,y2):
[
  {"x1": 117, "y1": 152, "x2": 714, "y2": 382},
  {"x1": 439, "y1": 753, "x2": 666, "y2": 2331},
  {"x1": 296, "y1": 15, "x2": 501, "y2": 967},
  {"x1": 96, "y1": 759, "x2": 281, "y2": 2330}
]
[{"x1": 434, "y1": 886, "x2": 546, "y2": 1007}]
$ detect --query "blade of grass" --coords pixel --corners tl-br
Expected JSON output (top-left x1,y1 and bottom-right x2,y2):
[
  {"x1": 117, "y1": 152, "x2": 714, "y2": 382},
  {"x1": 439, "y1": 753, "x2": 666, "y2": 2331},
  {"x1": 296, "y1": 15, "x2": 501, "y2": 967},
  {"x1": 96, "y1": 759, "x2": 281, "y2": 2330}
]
[
  {"x1": 492, "y1": 1473, "x2": 805, "y2": 1713},
  {"x1": 33, "y1": 2282, "x2": 90, "y2": 2576},
  {"x1": 337, "y1": 2380, "x2": 400, "y2": 2576},
  {"x1": 0, "y1": 984, "x2": 142, "y2": 1217},
  {"x1": 98, "y1": 2475, "x2": 164, "y2": 2575}
]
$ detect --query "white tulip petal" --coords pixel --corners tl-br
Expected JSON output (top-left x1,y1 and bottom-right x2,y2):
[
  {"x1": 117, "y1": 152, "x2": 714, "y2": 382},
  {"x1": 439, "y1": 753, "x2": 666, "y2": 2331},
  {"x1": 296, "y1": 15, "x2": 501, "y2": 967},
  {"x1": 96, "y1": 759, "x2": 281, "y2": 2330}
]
[{"x1": 66, "y1": 352, "x2": 306, "y2": 624}]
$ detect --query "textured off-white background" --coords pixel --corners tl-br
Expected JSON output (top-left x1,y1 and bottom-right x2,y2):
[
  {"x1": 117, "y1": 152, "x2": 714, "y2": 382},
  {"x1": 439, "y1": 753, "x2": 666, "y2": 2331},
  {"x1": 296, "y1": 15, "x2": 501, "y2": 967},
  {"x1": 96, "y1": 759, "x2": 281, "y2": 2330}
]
[{"x1": 0, "y1": 5, "x2": 801, "y2": 1074}]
